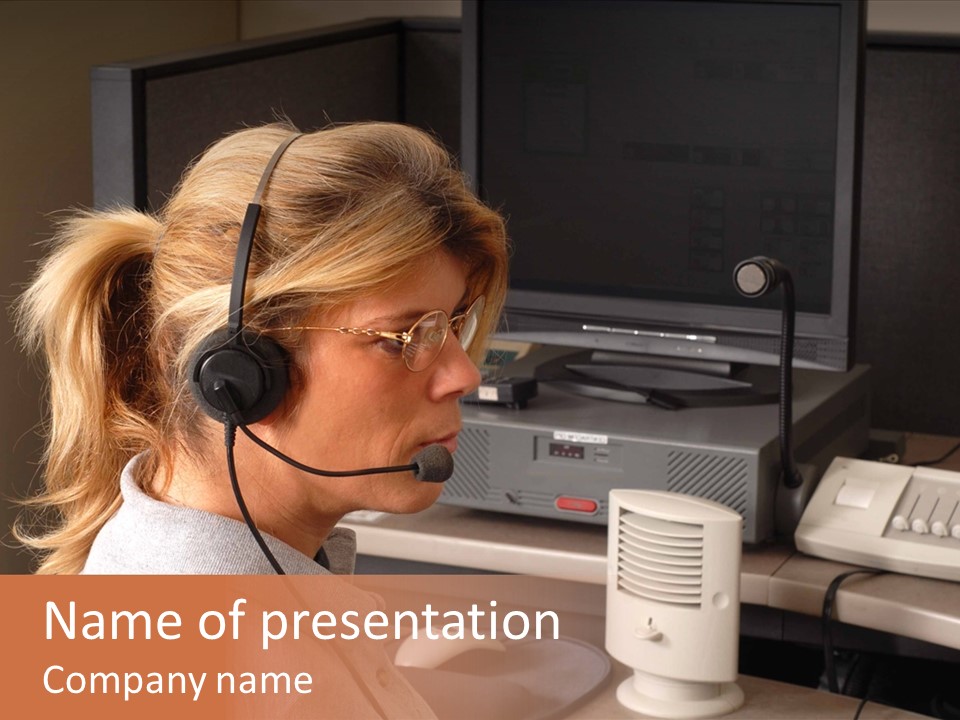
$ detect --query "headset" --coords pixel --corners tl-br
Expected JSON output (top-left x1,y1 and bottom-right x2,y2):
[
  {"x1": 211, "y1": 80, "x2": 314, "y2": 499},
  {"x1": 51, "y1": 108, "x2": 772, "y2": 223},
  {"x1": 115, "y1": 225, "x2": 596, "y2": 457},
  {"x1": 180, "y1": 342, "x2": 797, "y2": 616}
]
[
  {"x1": 184, "y1": 133, "x2": 453, "y2": 576},
  {"x1": 189, "y1": 133, "x2": 303, "y2": 425},
  {"x1": 182, "y1": 134, "x2": 446, "y2": 719}
]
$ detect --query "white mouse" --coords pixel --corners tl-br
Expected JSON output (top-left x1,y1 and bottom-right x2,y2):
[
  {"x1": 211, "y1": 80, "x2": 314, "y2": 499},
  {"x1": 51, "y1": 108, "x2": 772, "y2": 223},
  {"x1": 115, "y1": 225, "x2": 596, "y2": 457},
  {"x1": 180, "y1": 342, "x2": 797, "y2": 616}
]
[{"x1": 394, "y1": 629, "x2": 506, "y2": 669}]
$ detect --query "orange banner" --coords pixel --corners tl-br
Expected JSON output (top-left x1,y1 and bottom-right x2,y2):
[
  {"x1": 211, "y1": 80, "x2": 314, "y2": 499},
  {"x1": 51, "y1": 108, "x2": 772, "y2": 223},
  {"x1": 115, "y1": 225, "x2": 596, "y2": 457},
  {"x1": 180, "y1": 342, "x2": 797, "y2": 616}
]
[{"x1": 2, "y1": 575, "x2": 611, "y2": 719}]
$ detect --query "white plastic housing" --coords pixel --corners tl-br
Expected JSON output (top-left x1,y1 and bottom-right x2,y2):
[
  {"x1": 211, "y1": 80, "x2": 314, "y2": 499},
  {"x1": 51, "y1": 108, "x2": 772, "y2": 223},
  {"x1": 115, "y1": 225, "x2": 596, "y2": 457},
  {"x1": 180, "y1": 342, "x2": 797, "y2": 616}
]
[{"x1": 606, "y1": 489, "x2": 744, "y2": 719}]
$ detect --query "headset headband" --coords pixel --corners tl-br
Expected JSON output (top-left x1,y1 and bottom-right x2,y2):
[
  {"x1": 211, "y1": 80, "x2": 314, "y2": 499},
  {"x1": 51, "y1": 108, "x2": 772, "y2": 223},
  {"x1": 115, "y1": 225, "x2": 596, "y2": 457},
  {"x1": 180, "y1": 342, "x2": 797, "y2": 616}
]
[{"x1": 227, "y1": 133, "x2": 303, "y2": 336}]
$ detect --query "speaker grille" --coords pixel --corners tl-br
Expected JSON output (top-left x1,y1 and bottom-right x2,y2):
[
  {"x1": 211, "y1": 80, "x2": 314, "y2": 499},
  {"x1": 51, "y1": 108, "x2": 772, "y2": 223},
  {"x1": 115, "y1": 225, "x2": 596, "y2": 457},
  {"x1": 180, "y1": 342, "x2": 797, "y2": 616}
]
[
  {"x1": 442, "y1": 427, "x2": 491, "y2": 500},
  {"x1": 617, "y1": 510, "x2": 704, "y2": 607},
  {"x1": 666, "y1": 450, "x2": 748, "y2": 520}
]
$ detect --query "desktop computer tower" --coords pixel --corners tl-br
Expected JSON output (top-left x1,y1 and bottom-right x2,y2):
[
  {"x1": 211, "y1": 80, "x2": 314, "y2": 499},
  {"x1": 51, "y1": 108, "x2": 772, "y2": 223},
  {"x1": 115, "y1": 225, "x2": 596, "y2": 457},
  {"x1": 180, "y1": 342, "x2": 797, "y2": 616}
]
[{"x1": 440, "y1": 359, "x2": 870, "y2": 543}]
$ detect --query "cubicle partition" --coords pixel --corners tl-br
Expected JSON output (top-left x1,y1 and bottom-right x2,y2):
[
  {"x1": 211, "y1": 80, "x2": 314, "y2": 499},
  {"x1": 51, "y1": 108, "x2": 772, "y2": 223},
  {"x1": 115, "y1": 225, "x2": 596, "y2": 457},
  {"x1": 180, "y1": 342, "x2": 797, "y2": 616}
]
[
  {"x1": 91, "y1": 18, "x2": 461, "y2": 211},
  {"x1": 91, "y1": 21, "x2": 960, "y2": 437},
  {"x1": 857, "y1": 34, "x2": 960, "y2": 438}
]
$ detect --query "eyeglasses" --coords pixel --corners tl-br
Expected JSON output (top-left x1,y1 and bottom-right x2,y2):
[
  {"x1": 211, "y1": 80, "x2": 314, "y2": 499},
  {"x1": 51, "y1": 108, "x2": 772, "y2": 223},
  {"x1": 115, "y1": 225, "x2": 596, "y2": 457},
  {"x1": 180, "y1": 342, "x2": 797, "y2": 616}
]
[{"x1": 278, "y1": 295, "x2": 485, "y2": 372}]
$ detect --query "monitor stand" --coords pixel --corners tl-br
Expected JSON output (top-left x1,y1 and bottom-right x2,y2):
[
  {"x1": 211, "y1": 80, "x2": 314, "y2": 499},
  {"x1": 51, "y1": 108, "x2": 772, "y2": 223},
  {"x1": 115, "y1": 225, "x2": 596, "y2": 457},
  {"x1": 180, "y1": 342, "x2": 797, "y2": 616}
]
[{"x1": 534, "y1": 349, "x2": 779, "y2": 409}]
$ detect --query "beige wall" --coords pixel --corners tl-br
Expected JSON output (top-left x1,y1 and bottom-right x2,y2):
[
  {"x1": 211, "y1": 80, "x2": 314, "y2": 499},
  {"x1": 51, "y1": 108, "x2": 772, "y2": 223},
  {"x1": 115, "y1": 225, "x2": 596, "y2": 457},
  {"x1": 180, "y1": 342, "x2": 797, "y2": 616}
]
[
  {"x1": 868, "y1": 0, "x2": 960, "y2": 34},
  {"x1": 0, "y1": 1, "x2": 239, "y2": 573},
  {"x1": 240, "y1": 0, "x2": 460, "y2": 38},
  {"x1": 239, "y1": 1, "x2": 960, "y2": 37}
]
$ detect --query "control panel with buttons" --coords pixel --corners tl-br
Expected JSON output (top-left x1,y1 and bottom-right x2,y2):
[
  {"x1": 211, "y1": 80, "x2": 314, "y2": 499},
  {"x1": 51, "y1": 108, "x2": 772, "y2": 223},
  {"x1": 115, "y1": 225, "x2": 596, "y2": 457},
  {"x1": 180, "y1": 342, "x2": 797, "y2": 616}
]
[{"x1": 795, "y1": 457, "x2": 960, "y2": 582}]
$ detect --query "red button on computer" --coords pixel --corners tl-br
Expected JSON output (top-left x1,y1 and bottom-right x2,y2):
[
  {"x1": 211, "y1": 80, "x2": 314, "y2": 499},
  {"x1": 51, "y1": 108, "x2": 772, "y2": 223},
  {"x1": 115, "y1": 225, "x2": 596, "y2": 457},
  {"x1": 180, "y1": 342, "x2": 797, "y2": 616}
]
[{"x1": 555, "y1": 496, "x2": 598, "y2": 513}]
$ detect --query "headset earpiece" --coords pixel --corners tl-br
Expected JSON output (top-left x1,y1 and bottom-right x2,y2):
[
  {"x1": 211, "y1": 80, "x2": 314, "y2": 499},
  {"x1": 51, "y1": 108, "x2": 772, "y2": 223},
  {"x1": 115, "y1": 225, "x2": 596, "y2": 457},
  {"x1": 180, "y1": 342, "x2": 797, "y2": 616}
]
[
  {"x1": 189, "y1": 329, "x2": 289, "y2": 425},
  {"x1": 186, "y1": 132, "x2": 303, "y2": 427}
]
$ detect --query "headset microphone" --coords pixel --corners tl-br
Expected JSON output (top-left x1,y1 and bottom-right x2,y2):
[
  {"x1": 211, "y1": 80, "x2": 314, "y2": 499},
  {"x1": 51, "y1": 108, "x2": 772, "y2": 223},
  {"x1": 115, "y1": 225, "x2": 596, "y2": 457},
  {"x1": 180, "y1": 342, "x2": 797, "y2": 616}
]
[
  {"x1": 410, "y1": 444, "x2": 455, "y2": 483},
  {"x1": 235, "y1": 420, "x2": 455, "y2": 483}
]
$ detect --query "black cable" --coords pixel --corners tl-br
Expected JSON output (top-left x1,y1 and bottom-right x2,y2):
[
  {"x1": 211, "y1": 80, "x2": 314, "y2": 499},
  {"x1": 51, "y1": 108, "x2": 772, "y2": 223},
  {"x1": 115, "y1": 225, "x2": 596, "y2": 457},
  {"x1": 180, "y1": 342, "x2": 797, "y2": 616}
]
[
  {"x1": 852, "y1": 693, "x2": 870, "y2": 720},
  {"x1": 215, "y1": 384, "x2": 392, "y2": 718},
  {"x1": 839, "y1": 653, "x2": 864, "y2": 696},
  {"x1": 914, "y1": 439, "x2": 960, "y2": 467},
  {"x1": 822, "y1": 569, "x2": 885, "y2": 694},
  {"x1": 224, "y1": 420, "x2": 286, "y2": 575},
  {"x1": 214, "y1": 380, "x2": 287, "y2": 574},
  {"x1": 226, "y1": 423, "x2": 392, "y2": 717}
]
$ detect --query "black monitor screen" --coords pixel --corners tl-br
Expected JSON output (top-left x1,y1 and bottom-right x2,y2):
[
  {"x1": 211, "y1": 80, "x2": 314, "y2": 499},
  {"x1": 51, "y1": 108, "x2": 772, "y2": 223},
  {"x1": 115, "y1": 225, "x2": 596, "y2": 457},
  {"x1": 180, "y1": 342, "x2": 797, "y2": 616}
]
[{"x1": 464, "y1": 0, "x2": 864, "y2": 371}]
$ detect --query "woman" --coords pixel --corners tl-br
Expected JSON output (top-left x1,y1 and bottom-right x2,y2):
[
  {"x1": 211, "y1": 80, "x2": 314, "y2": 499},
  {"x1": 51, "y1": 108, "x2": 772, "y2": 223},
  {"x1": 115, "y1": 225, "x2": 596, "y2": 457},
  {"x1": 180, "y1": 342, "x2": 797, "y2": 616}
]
[{"x1": 15, "y1": 122, "x2": 509, "y2": 578}]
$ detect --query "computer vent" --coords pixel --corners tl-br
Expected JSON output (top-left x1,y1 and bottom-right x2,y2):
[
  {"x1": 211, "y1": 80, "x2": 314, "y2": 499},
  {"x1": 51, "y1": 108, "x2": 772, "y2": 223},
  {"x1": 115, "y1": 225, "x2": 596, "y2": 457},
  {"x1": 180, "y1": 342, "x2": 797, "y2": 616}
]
[
  {"x1": 441, "y1": 427, "x2": 490, "y2": 500},
  {"x1": 617, "y1": 510, "x2": 704, "y2": 607},
  {"x1": 512, "y1": 490, "x2": 556, "y2": 510},
  {"x1": 666, "y1": 450, "x2": 748, "y2": 520}
]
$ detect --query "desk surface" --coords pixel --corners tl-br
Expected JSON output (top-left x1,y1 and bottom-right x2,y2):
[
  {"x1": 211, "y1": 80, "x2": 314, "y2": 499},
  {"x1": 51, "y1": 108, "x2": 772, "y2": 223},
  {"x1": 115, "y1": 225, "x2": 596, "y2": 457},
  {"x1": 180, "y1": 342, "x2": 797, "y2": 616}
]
[
  {"x1": 573, "y1": 670, "x2": 930, "y2": 719},
  {"x1": 343, "y1": 434, "x2": 960, "y2": 653}
]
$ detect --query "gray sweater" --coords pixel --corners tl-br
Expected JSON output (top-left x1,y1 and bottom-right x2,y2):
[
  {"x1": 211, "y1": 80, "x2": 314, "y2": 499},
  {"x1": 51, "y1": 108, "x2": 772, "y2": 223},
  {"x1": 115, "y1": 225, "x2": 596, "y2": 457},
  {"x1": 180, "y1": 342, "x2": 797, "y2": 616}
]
[
  {"x1": 81, "y1": 456, "x2": 437, "y2": 718},
  {"x1": 83, "y1": 454, "x2": 356, "y2": 575}
]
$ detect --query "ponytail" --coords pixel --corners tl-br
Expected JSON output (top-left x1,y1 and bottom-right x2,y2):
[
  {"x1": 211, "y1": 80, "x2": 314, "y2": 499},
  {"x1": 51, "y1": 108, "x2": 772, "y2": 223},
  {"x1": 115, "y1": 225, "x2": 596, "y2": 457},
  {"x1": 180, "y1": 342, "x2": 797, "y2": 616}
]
[
  {"x1": 14, "y1": 122, "x2": 510, "y2": 575},
  {"x1": 15, "y1": 209, "x2": 162, "y2": 574}
]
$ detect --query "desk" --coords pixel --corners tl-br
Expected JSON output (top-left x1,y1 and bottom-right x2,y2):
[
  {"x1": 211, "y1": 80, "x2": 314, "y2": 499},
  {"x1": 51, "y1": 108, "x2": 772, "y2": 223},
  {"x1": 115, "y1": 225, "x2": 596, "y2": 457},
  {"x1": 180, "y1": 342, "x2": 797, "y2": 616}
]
[
  {"x1": 344, "y1": 434, "x2": 960, "y2": 653},
  {"x1": 345, "y1": 435, "x2": 960, "y2": 719},
  {"x1": 572, "y1": 670, "x2": 932, "y2": 719},
  {"x1": 343, "y1": 507, "x2": 960, "y2": 654}
]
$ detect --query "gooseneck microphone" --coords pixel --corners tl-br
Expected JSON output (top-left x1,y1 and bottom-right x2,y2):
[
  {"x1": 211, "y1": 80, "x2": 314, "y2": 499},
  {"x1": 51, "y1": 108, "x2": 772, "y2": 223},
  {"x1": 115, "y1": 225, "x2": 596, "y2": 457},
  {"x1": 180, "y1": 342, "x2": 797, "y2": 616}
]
[
  {"x1": 733, "y1": 256, "x2": 804, "y2": 491},
  {"x1": 733, "y1": 256, "x2": 791, "y2": 300}
]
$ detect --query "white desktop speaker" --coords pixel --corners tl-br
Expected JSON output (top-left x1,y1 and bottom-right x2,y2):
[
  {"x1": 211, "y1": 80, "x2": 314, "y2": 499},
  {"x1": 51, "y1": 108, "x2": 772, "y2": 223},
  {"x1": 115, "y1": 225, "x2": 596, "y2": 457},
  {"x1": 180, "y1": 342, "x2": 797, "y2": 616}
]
[{"x1": 606, "y1": 489, "x2": 744, "y2": 719}]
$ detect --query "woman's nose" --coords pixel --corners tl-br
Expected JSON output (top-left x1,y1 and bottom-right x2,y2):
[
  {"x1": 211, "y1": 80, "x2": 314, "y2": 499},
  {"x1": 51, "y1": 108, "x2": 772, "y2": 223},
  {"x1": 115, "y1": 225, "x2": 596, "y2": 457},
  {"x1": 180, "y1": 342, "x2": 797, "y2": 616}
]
[{"x1": 430, "y1": 336, "x2": 483, "y2": 400}]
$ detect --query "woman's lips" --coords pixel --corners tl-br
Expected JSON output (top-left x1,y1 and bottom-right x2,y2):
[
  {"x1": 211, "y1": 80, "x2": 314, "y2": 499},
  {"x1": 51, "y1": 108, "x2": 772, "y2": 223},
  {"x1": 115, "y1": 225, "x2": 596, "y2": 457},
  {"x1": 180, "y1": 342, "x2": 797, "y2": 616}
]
[{"x1": 422, "y1": 432, "x2": 459, "y2": 454}]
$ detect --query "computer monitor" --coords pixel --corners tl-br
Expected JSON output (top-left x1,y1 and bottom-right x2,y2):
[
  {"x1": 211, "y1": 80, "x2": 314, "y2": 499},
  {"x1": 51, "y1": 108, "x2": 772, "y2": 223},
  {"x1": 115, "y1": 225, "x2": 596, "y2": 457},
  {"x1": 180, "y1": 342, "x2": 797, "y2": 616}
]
[{"x1": 462, "y1": 0, "x2": 865, "y2": 382}]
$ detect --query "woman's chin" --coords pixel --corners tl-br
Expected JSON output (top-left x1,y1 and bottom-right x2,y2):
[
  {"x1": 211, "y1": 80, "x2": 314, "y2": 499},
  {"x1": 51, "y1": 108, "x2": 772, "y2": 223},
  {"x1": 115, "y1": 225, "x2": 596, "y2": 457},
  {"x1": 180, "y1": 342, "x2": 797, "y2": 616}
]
[{"x1": 374, "y1": 481, "x2": 446, "y2": 515}]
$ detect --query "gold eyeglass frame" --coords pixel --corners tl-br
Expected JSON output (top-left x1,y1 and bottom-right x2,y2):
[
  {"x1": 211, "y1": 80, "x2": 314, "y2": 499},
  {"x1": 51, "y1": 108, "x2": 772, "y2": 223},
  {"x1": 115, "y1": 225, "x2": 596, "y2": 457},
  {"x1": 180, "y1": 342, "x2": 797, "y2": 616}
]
[{"x1": 276, "y1": 295, "x2": 485, "y2": 372}]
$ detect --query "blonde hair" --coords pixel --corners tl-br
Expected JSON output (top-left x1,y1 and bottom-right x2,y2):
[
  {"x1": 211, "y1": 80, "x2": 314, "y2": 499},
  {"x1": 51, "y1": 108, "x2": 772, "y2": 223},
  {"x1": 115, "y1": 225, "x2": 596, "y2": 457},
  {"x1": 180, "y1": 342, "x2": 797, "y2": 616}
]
[{"x1": 15, "y1": 122, "x2": 509, "y2": 574}]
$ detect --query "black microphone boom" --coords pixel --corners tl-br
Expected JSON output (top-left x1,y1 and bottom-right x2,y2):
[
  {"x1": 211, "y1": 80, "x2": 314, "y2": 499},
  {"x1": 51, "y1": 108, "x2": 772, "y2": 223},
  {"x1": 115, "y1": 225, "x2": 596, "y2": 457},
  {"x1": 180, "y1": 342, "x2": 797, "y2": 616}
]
[
  {"x1": 213, "y1": 382, "x2": 454, "y2": 577},
  {"x1": 237, "y1": 424, "x2": 454, "y2": 482}
]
